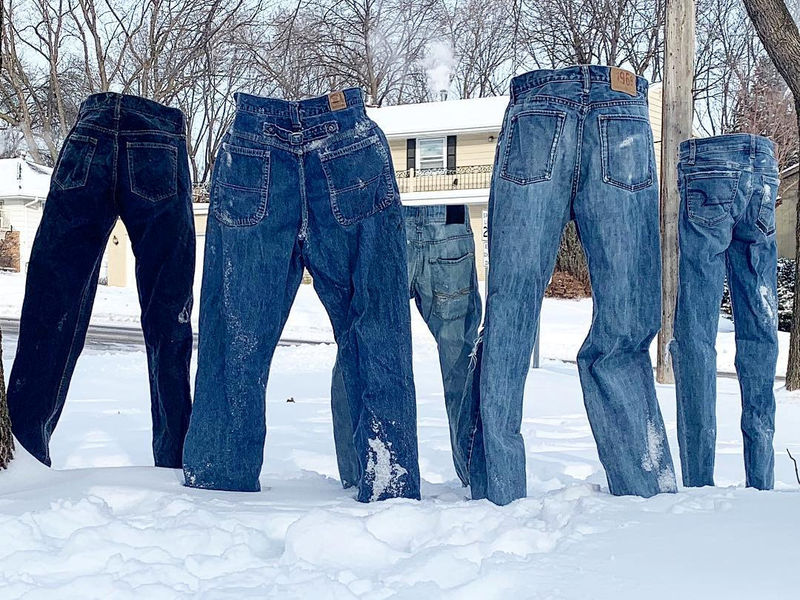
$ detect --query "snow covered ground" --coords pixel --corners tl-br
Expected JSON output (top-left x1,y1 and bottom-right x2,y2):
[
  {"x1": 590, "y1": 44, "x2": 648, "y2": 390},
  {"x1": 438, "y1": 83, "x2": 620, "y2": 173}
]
[{"x1": 1, "y1": 272, "x2": 799, "y2": 598}]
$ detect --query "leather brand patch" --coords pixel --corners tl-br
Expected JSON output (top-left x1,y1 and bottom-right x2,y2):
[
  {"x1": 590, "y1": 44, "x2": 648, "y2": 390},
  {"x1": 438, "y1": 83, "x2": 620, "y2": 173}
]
[
  {"x1": 610, "y1": 67, "x2": 637, "y2": 96},
  {"x1": 328, "y1": 91, "x2": 347, "y2": 111}
]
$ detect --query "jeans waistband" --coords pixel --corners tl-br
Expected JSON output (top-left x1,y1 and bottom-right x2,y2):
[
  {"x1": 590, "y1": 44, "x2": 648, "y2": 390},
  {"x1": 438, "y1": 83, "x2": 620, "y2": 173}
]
[
  {"x1": 403, "y1": 204, "x2": 470, "y2": 225},
  {"x1": 679, "y1": 134, "x2": 775, "y2": 163},
  {"x1": 233, "y1": 89, "x2": 365, "y2": 120},
  {"x1": 510, "y1": 65, "x2": 649, "y2": 102},
  {"x1": 77, "y1": 92, "x2": 186, "y2": 133}
]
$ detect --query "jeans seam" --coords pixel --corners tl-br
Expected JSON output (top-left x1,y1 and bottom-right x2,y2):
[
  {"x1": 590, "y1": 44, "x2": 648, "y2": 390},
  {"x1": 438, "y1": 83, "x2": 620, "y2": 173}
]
[{"x1": 500, "y1": 109, "x2": 565, "y2": 185}]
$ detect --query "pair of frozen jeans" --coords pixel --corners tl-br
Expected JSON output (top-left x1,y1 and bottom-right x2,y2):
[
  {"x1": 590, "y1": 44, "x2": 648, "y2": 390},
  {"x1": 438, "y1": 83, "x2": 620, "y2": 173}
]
[
  {"x1": 331, "y1": 205, "x2": 482, "y2": 488},
  {"x1": 182, "y1": 90, "x2": 421, "y2": 502},
  {"x1": 469, "y1": 65, "x2": 677, "y2": 505},
  {"x1": 7, "y1": 92, "x2": 195, "y2": 468},
  {"x1": 671, "y1": 134, "x2": 779, "y2": 490}
]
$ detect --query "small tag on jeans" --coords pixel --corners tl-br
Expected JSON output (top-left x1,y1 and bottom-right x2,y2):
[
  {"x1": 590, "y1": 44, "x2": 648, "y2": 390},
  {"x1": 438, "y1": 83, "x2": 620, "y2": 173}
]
[
  {"x1": 328, "y1": 91, "x2": 347, "y2": 111},
  {"x1": 446, "y1": 205, "x2": 466, "y2": 225},
  {"x1": 610, "y1": 67, "x2": 637, "y2": 96}
]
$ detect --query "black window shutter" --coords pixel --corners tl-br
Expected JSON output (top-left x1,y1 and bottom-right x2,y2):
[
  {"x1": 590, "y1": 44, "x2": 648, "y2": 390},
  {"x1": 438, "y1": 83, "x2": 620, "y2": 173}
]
[
  {"x1": 447, "y1": 135, "x2": 457, "y2": 172},
  {"x1": 406, "y1": 138, "x2": 416, "y2": 170}
]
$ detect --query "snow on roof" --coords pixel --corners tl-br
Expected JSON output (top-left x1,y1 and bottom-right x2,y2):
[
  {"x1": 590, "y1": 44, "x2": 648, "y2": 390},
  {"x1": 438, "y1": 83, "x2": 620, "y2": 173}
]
[
  {"x1": 0, "y1": 158, "x2": 52, "y2": 199},
  {"x1": 367, "y1": 96, "x2": 509, "y2": 138}
]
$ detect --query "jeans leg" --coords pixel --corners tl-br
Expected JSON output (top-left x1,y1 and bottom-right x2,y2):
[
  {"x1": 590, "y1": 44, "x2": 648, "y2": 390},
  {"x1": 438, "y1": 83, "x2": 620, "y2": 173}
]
[
  {"x1": 7, "y1": 133, "x2": 116, "y2": 466},
  {"x1": 417, "y1": 234, "x2": 482, "y2": 485},
  {"x1": 119, "y1": 142, "x2": 195, "y2": 468},
  {"x1": 330, "y1": 355, "x2": 360, "y2": 488},
  {"x1": 727, "y1": 182, "x2": 778, "y2": 490}
]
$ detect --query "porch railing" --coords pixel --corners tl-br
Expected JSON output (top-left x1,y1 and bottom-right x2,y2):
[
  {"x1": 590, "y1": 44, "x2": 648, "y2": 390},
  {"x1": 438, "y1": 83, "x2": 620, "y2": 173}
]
[{"x1": 394, "y1": 165, "x2": 493, "y2": 193}]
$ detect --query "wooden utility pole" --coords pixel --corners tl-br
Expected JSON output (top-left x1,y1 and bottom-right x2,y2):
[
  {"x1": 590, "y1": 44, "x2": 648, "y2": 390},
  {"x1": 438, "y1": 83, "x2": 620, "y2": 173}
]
[{"x1": 657, "y1": 0, "x2": 695, "y2": 384}]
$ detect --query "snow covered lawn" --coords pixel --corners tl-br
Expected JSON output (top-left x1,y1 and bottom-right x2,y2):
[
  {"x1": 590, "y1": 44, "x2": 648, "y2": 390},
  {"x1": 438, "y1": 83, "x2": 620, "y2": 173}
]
[{"x1": 1, "y1": 273, "x2": 799, "y2": 597}]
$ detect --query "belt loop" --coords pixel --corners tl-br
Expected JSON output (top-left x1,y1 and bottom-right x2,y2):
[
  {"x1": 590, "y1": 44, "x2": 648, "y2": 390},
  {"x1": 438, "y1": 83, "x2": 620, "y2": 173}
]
[
  {"x1": 688, "y1": 139, "x2": 696, "y2": 165},
  {"x1": 750, "y1": 135, "x2": 756, "y2": 160},
  {"x1": 114, "y1": 93, "x2": 121, "y2": 121},
  {"x1": 582, "y1": 65, "x2": 590, "y2": 94},
  {"x1": 290, "y1": 102, "x2": 301, "y2": 130}
]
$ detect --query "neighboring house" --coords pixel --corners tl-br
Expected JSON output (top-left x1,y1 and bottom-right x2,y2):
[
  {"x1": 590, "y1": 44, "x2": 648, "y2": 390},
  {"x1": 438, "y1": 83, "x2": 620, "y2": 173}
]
[
  {"x1": 106, "y1": 85, "x2": 667, "y2": 287},
  {"x1": 776, "y1": 163, "x2": 798, "y2": 260},
  {"x1": 0, "y1": 157, "x2": 51, "y2": 272}
]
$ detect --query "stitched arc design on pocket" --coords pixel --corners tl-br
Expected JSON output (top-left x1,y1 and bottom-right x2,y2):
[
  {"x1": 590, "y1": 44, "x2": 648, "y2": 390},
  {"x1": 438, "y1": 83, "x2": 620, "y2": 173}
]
[
  {"x1": 599, "y1": 115, "x2": 654, "y2": 192},
  {"x1": 127, "y1": 141, "x2": 178, "y2": 202},
  {"x1": 211, "y1": 142, "x2": 270, "y2": 228},
  {"x1": 319, "y1": 135, "x2": 396, "y2": 226},
  {"x1": 500, "y1": 109, "x2": 566, "y2": 185},
  {"x1": 684, "y1": 170, "x2": 740, "y2": 227},
  {"x1": 430, "y1": 252, "x2": 474, "y2": 320},
  {"x1": 53, "y1": 134, "x2": 97, "y2": 191},
  {"x1": 757, "y1": 176, "x2": 779, "y2": 236}
]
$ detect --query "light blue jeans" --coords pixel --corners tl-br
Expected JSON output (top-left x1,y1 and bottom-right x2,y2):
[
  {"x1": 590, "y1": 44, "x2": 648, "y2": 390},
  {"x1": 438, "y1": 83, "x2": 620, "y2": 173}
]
[
  {"x1": 183, "y1": 90, "x2": 421, "y2": 502},
  {"x1": 469, "y1": 66, "x2": 677, "y2": 505},
  {"x1": 332, "y1": 205, "x2": 482, "y2": 488},
  {"x1": 671, "y1": 133, "x2": 779, "y2": 490}
]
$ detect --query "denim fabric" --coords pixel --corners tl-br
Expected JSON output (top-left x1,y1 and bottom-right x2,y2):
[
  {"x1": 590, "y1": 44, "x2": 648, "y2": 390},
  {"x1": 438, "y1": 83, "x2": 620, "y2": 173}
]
[
  {"x1": 671, "y1": 134, "x2": 779, "y2": 490},
  {"x1": 469, "y1": 65, "x2": 677, "y2": 505},
  {"x1": 7, "y1": 93, "x2": 195, "y2": 468},
  {"x1": 331, "y1": 204, "x2": 482, "y2": 488},
  {"x1": 183, "y1": 89, "x2": 420, "y2": 502}
]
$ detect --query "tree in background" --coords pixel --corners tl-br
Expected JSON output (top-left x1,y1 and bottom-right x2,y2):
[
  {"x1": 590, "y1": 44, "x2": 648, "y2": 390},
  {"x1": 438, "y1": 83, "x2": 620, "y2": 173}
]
[
  {"x1": 0, "y1": 327, "x2": 13, "y2": 469},
  {"x1": 741, "y1": 0, "x2": 800, "y2": 389}
]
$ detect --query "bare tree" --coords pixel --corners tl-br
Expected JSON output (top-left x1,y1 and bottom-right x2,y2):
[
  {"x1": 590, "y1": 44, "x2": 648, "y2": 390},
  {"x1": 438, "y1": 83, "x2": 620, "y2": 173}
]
[{"x1": 740, "y1": 0, "x2": 800, "y2": 389}]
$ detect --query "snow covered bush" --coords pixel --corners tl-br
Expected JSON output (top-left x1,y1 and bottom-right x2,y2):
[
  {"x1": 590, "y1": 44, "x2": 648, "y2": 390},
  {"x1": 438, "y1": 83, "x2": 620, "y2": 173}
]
[{"x1": 721, "y1": 257, "x2": 794, "y2": 331}]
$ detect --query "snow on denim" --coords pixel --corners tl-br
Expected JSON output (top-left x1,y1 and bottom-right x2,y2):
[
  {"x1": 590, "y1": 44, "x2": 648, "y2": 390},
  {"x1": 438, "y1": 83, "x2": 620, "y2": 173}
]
[
  {"x1": 330, "y1": 204, "x2": 482, "y2": 488},
  {"x1": 468, "y1": 66, "x2": 677, "y2": 505},
  {"x1": 182, "y1": 90, "x2": 420, "y2": 502},
  {"x1": 7, "y1": 93, "x2": 195, "y2": 468},
  {"x1": 671, "y1": 134, "x2": 779, "y2": 490}
]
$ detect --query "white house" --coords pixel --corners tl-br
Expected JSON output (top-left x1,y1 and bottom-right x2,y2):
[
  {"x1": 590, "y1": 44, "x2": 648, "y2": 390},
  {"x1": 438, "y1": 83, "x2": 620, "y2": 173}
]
[{"x1": 0, "y1": 157, "x2": 52, "y2": 271}]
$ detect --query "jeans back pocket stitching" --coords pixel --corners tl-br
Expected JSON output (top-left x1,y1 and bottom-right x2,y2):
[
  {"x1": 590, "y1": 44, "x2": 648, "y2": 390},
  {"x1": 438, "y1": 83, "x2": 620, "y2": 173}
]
[
  {"x1": 500, "y1": 109, "x2": 566, "y2": 185},
  {"x1": 684, "y1": 170, "x2": 741, "y2": 227},
  {"x1": 127, "y1": 141, "x2": 178, "y2": 203},
  {"x1": 599, "y1": 114, "x2": 653, "y2": 192},
  {"x1": 53, "y1": 135, "x2": 98, "y2": 190},
  {"x1": 757, "y1": 176, "x2": 779, "y2": 236},
  {"x1": 211, "y1": 152, "x2": 270, "y2": 228}
]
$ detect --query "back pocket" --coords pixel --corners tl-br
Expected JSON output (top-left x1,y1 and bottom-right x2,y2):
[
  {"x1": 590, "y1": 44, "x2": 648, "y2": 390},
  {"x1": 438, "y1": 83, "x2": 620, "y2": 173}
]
[
  {"x1": 128, "y1": 142, "x2": 178, "y2": 202},
  {"x1": 500, "y1": 109, "x2": 566, "y2": 185},
  {"x1": 683, "y1": 170, "x2": 740, "y2": 227},
  {"x1": 599, "y1": 115, "x2": 654, "y2": 191},
  {"x1": 211, "y1": 142, "x2": 269, "y2": 227},
  {"x1": 53, "y1": 134, "x2": 97, "y2": 190},
  {"x1": 320, "y1": 135, "x2": 396, "y2": 226},
  {"x1": 430, "y1": 252, "x2": 475, "y2": 320},
  {"x1": 757, "y1": 176, "x2": 779, "y2": 236}
]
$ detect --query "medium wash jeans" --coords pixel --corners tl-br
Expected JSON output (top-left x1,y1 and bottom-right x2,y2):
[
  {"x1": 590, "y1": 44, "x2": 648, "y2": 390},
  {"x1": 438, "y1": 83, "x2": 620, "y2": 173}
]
[
  {"x1": 331, "y1": 205, "x2": 482, "y2": 488},
  {"x1": 183, "y1": 90, "x2": 420, "y2": 502},
  {"x1": 469, "y1": 66, "x2": 677, "y2": 505},
  {"x1": 671, "y1": 134, "x2": 779, "y2": 490},
  {"x1": 8, "y1": 93, "x2": 195, "y2": 468}
]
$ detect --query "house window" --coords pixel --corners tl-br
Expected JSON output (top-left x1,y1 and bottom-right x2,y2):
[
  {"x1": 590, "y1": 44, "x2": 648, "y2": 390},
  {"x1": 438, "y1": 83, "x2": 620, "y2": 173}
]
[{"x1": 417, "y1": 138, "x2": 446, "y2": 171}]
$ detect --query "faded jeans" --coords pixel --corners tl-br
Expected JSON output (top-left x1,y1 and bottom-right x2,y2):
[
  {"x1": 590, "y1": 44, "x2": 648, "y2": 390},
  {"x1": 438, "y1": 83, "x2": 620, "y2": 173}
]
[
  {"x1": 183, "y1": 90, "x2": 420, "y2": 502},
  {"x1": 469, "y1": 65, "x2": 677, "y2": 505},
  {"x1": 331, "y1": 204, "x2": 482, "y2": 488},
  {"x1": 7, "y1": 92, "x2": 195, "y2": 468},
  {"x1": 671, "y1": 134, "x2": 779, "y2": 490}
]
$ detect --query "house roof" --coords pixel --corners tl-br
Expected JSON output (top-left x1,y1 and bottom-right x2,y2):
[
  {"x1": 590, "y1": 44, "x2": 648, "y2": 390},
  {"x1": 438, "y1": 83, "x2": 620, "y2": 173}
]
[
  {"x1": 0, "y1": 158, "x2": 52, "y2": 199},
  {"x1": 367, "y1": 96, "x2": 509, "y2": 138}
]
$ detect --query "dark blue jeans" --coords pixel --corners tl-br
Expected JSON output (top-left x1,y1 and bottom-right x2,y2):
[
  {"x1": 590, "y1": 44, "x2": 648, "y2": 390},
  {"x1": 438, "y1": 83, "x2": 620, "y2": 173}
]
[
  {"x1": 7, "y1": 93, "x2": 195, "y2": 468},
  {"x1": 331, "y1": 205, "x2": 482, "y2": 488},
  {"x1": 671, "y1": 134, "x2": 779, "y2": 490},
  {"x1": 183, "y1": 90, "x2": 421, "y2": 502},
  {"x1": 470, "y1": 66, "x2": 677, "y2": 505}
]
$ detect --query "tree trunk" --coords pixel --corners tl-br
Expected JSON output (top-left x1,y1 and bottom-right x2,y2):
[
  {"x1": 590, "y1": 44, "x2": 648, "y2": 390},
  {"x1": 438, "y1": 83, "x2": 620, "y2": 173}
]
[
  {"x1": 741, "y1": 0, "x2": 800, "y2": 389},
  {"x1": 0, "y1": 327, "x2": 14, "y2": 469}
]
